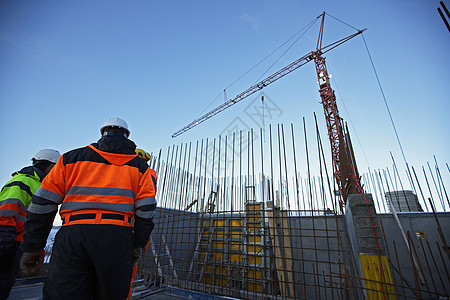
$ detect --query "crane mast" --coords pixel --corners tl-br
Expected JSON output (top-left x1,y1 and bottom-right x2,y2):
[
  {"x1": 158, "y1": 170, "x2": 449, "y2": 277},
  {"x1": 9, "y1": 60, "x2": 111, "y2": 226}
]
[
  {"x1": 172, "y1": 13, "x2": 365, "y2": 206},
  {"x1": 313, "y1": 14, "x2": 361, "y2": 208}
]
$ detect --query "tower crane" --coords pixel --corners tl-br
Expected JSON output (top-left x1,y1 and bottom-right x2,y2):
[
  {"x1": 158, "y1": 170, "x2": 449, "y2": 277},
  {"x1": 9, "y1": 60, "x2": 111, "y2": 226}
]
[{"x1": 172, "y1": 13, "x2": 366, "y2": 207}]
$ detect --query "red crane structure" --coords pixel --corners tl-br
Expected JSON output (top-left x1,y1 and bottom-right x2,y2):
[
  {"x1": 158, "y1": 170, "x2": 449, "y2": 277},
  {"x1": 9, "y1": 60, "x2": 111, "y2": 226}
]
[{"x1": 172, "y1": 13, "x2": 366, "y2": 207}]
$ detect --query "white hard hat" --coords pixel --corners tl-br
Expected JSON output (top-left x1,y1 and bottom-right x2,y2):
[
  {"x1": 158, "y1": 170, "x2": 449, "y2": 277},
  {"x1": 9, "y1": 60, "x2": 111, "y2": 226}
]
[
  {"x1": 32, "y1": 149, "x2": 60, "y2": 164},
  {"x1": 100, "y1": 117, "x2": 130, "y2": 137}
]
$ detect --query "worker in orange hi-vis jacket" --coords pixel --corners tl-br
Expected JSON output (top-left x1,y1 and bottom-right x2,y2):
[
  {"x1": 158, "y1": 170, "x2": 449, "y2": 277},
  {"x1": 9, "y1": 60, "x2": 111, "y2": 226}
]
[
  {"x1": 20, "y1": 117, "x2": 157, "y2": 300},
  {"x1": 0, "y1": 149, "x2": 60, "y2": 300},
  {"x1": 127, "y1": 148, "x2": 157, "y2": 300}
]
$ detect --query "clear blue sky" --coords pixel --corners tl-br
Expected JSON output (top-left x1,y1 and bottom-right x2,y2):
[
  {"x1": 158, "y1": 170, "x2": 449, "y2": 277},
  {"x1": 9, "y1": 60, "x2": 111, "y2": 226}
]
[{"x1": 1, "y1": 0, "x2": 449, "y2": 190}]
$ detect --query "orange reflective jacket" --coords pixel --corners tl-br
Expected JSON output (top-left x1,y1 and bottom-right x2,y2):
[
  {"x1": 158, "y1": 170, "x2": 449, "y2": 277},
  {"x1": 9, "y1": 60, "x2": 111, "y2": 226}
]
[{"x1": 28, "y1": 145, "x2": 156, "y2": 227}]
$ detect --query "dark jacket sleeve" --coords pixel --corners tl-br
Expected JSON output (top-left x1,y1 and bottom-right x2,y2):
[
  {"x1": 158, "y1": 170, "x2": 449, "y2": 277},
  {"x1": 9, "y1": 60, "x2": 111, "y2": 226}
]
[
  {"x1": 133, "y1": 168, "x2": 157, "y2": 248},
  {"x1": 134, "y1": 216, "x2": 155, "y2": 248},
  {"x1": 21, "y1": 158, "x2": 65, "y2": 252},
  {"x1": 21, "y1": 210, "x2": 57, "y2": 252}
]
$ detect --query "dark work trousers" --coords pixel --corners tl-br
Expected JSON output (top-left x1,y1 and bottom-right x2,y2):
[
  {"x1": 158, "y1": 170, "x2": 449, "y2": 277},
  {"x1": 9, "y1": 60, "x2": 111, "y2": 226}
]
[
  {"x1": 0, "y1": 244, "x2": 21, "y2": 300},
  {"x1": 43, "y1": 225, "x2": 134, "y2": 300}
]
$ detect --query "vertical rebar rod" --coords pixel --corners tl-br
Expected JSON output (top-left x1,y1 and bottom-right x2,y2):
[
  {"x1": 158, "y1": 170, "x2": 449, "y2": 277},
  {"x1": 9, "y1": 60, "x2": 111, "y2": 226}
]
[
  {"x1": 369, "y1": 168, "x2": 383, "y2": 212},
  {"x1": 418, "y1": 238, "x2": 438, "y2": 297},
  {"x1": 434, "y1": 155, "x2": 450, "y2": 210},
  {"x1": 428, "y1": 198, "x2": 450, "y2": 262},
  {"x1": 314, "y1": 115, "x2": 331, "y2": 300},
  {"x1": 291, "y1": 123, "x2": 306, "y2": 298},
  {"x1": 426, "y1": 240, "x2": 448, "y2": 295},
  {"x1": 269, "y1": 125, "x2": 275, "y2": 203},
  {"x1": 374, "y1": 169, "x2": 388, "y2": 212},
  {"x1": 201, "y1": 139, "x2": 209, "y2": 213},
  {"x1": 390, "y1": 152, "x2": 412, "y2": 211},
  {"x1": 386, "y1": 167, "x2": 403, "y2": 212},
  {"x1": 277, "y1": 124, "x2": 284, "y2": 209},
  {"x1": 406, "y1": 232, "x2": 422, "y2": 299},
  {"x1": 379, "y1": 219, "x2": 401, "y2": 296},
  {"x1": 408, "y1": 231, "x2": 431, "y2": 298},
  {"x1": 427, "y1": 161, "x2": 445, "y2": 211},
  {"x1": 251, "y1": 129, "x2": 255, "y2": 194},
  {"x1": 423, "y1": 166, "x2": 436, "y2": 210},
  {"x1": 231, "y1": 132, "x2": 236, "y2": 212},
  {"x1": 239, "y1": 131, "x2": 242, "y2": 210},
  {"x1": 411, "y1": 166, "x2": 429, "y2": 212},
  {"x1": 392, "y1": 240, "x2": 408, "y2": 297},
  {"x1": 435, "y1": 241, "x2": 450, "y2": 284}
]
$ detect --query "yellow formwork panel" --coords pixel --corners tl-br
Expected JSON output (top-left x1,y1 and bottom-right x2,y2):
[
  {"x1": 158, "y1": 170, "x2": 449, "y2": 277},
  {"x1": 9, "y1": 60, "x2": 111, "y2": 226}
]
[
  {"x1": 247, "y1": 269, "x2": 263, "y2": 279},
  {"x1": 248, "y1": 245, "x2": 263, "y2": 254},
  {"x1": 247, "y1": 204, "x2": 262, "y2": 211},
  {"x1": 247, "y1": 216, "x2": 261, "y2": 222},
  {"x1": 249, "y1": 236, "x2": 262, "y2": 244},
  {"x1": 230, "y1": 254, "x2": 243, "y2": 263},
  {"x1": 213, "y1": 241, "x2": 224, "y2": 249},
  {"x1": 215, "y1": 277, "x2": 228, "y2": 287},
  {"x1": 230, "y1": 242, "x2": 243, "y2": 251},
  {"x1": 214, "y1": 219, "x2": 226, "y2": 227},
  {"x1": 247, "y1": 223, "x2": 261, "y2": 231},
  {"x1": 231, "y1": 220, "x2": 243, "y2": 227},
  {"x1": 202, "y1": 220, "x2": 210, "y2": 227},
  {"x1": 230, "y1": 231, "x2": 242, "y2": 239},
  {"x1": 213, "y1": 230, "x2": 225, "y2": 238},
  {"x1": 248, "y1": 255, "x2": 263, "y2": 265},
  {"x1": 213, "y1": 252, "x2": 225, "y2": 261},
  {"x1": 198, "y1": 264, "x2": 212, "y2": 273},
  {"x1": 360, "y1": 254, "x2": 396, "y2": 300},
  {"x1": 200, "y1": 240, "x2": 209, "y2": 248},
  {"x1": 247, "y1": 283, "x2": 263, "y2": 293},
  {"x1": 215, "y1": 266, "x2": 228, "y2": 275}
]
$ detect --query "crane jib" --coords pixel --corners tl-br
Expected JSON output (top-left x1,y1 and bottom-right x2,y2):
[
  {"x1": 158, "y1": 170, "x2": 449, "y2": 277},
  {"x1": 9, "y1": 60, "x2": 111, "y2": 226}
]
[{"x1": 171, "y1": 28, "x2": 365, "y2": 138}]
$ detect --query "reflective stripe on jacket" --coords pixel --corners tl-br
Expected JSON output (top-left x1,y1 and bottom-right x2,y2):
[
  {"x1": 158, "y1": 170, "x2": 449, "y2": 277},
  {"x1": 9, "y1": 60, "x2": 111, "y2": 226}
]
[
  {"x1": 28, "y1": 145, "x2": 157, "y2": 225},
  {"x1": 0, "y1": 167, "x2": 42, "y2": 243}
]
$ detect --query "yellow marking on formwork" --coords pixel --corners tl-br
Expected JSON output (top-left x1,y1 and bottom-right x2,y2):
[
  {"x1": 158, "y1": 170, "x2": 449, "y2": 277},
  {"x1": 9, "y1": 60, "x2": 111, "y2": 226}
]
[
  {"x1": 247, "y1": 223, "x2": 261, "y2": 231},
  {"x1": 230, "y1": 254, "x2": 243, "y2": 263},
  {"x1": 248, "y1": 245, "x2": 263, "y2": 253},
  {"x1": 249, "y1": 236, "x2": 262, "y2": 244},
  {"x1": 247, "y1": 283, "x2": 263, "y2": 293},
  {"x1": 247, "y1": 204, "x2": 262, "y2": 211},
  {"x1": 247, "y1": 215, "x2": 261, "y2": 222},
  {"x1": 230, "y1": 241, "x2": 243, "y2": 251},
  {"x1": 215, "y1": 266, "x2": 228, "y2": 275},
  {"x1": 247, "y1": 255, "x2": 262, "y2": 265},
  {"x1": 248, "y1": 268, "x2": 263, "y2": 279},
  {"x1": 360, "y1": 254, "x2": 396, "y2": 300},
  {"x1": 231, "y1": 220, "x2": 242, "y2": 227},
  {"x1": 230, "y1": 231, "x2": 242, "y2": 239},
  {"x1": 214, "y1": 219, "x2": 225, "y2": 227},
  {"x1": 213, "y1": 241, "x2": 224, "y2": 249}
]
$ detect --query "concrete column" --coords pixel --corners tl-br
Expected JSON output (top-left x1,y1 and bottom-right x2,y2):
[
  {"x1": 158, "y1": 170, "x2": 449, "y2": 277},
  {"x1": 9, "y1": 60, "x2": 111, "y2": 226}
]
[{"x1": 345, "y1": 194, "x2": 396, "y2": 300}]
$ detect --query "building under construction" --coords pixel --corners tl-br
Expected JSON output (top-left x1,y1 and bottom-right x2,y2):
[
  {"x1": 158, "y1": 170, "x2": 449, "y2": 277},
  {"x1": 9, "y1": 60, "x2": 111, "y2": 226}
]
[{"x1": 123, "y1": 125, "x2": 449, "y2": 300}]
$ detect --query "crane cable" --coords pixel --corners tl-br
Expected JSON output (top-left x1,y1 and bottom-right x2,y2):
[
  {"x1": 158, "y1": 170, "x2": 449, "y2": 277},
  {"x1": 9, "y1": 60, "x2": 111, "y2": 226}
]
[
  {"x1": 193, "y1": 15, "x2": 320, "y2": 121},
  {"x1": 328, "y1": 65, "x2": 371, "y2": 168},
  {"x1": 326, "y1": 13, "x2": 409, "y2": 171}
]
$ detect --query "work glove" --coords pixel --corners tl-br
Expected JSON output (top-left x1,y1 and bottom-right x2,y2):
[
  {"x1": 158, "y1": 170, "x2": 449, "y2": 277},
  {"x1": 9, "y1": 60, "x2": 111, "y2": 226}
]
[
  {"x1": 133, "y1": 247, "x2": 143, "y2": 268},
  {"x1": 20, "y1": 249, "x2": 45, "y2": 276}
]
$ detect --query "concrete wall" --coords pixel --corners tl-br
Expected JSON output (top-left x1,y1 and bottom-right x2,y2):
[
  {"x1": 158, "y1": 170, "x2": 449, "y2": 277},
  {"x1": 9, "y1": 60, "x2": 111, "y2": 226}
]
[
  {"x1": 141, "y1": 206, "x2": 450, "y2": 299},
  {"x1": 377, "y1": 212, "x2": 450, "y2": 298}
]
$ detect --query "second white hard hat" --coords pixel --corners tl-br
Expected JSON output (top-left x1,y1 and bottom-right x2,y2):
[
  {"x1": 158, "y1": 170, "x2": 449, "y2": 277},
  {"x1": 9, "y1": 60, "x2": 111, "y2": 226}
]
[
  {"x1": 100, "y1": 117, "x2": 130, "y2": 137},
  {"x1": 33, "y1": 149, "x2": 61, "y2": 164}
]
